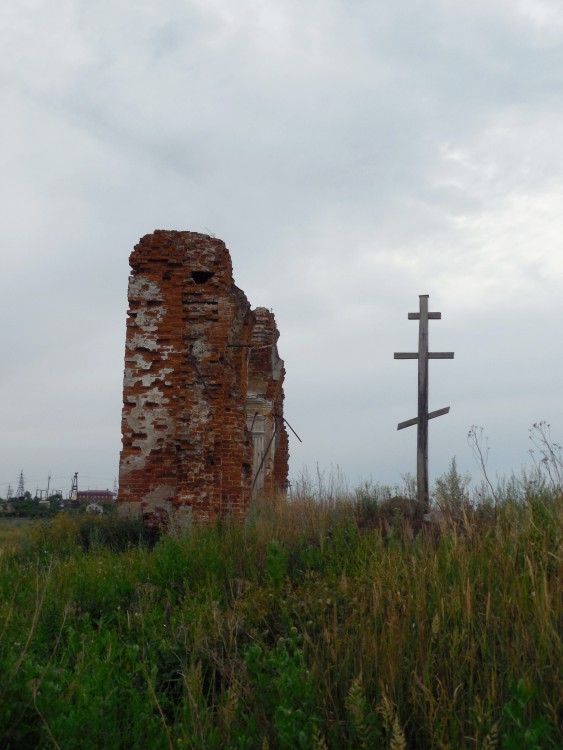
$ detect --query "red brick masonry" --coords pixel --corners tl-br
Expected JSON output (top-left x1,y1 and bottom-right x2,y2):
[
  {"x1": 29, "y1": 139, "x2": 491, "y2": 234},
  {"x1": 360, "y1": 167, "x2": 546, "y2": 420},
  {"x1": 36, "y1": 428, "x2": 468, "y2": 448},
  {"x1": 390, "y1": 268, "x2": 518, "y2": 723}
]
[{"x1": 118, "y1": 231, "x2": 288, "y2": 527}]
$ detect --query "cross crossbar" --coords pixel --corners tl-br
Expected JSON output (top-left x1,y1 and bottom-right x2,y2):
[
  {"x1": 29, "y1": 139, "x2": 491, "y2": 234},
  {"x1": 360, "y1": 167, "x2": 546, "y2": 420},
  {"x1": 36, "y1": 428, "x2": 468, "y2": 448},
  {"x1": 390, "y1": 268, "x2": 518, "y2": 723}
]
[
  {"x1": 408, "y1": 312, "x2": 441, "y2": 320},
  {"x1": 397, "y1": 406, "x2": 450, "y2": 431},
  {"x1": 394, "y1": 295, "x2": 454, "y2": 509},
  {"x1": 394, "y1": 352, "x2": 454, "y2": 359}
]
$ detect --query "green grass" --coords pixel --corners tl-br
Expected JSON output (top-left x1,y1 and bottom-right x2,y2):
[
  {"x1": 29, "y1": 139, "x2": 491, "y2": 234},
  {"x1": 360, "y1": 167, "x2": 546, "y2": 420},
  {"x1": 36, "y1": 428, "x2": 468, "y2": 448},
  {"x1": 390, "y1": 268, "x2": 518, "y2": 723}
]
[
  {"x1": 0, "y1": 491, "x2": 561, "y2": 749},
  {"x1": 0, "y1": 518, "x2": 43, "y2": 556}
]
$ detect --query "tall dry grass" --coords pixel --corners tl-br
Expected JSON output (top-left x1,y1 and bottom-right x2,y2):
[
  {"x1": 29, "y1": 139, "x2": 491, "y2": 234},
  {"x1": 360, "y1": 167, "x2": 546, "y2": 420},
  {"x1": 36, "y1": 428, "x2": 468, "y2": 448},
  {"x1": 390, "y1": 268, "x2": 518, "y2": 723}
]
[{"x1": 0, "y1": 482, "x2": 561, "y2": 749}]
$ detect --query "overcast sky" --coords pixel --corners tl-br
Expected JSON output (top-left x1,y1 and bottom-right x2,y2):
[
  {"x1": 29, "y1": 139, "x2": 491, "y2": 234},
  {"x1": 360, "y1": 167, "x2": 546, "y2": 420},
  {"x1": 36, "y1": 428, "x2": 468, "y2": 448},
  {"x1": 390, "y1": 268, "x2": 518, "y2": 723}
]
[{"x1": 2, "y1": 0, "x2": 563, "y2": 498}]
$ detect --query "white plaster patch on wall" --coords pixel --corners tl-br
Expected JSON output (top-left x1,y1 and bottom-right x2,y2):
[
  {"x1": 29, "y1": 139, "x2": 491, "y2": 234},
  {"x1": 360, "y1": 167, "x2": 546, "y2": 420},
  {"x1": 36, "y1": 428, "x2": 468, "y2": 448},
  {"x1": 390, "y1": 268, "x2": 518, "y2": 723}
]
[
  {"x1": 124, "y1": 364, "x2": 173, "y2": 389},
  {"x1": 247, "y1": 393, "x2": 274, "y2": 408},
  {"x1": 126, "y1": 353, "x2": 152, "y2": 371},
  {"x1": 122, "y1": 389, "x2": 174, "y2": 472},
  {"x1": 127, "y1": 335, "x2": 158, "y2": 351},
  {"x1": 160, "y1": 345, "x2": 175, "y2": 360},
  {"x1": 129, "y1": 275, "x2": 163, "y2": 302},
  {"x1": 131, "y1": 387, "x2": 171, "y2": 408},
  {"x1": 272, "y1": 351, "x2": 283, "y2": 380},
  {"x1": 123, "y1": 367, "x2": 136, "y2": 390},
  {"x1": 136, "y1": 306, "x2": 166, "y2": 332},
  {"x1": 191, "y1": 339, "x2": 208, "y2": 358},
  {"x1": 138, "y1": 368, "x2": 173, "y2": 388},
  {"x1": 124, "y1": 370, "x2": 174, "y2": 389},
  {"x1": 190, "y1": 401, "x2": 212, "y2": 430}
]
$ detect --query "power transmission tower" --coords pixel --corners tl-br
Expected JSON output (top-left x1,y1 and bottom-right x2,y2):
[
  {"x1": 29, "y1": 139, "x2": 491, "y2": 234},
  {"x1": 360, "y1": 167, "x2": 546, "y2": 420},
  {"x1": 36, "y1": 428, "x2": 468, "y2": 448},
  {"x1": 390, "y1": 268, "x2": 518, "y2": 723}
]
[
  {"x1": 6, "y1": 484, "x2": 13, "y2": 500},
  {"x1": 15, "y1": 470, "x2": 25, "y2": 499}
]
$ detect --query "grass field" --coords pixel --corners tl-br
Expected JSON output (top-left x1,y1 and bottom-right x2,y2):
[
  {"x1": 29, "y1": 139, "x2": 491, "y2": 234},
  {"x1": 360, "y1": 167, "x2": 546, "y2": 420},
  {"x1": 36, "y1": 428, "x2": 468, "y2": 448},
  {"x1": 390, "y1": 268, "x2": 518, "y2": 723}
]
[
  {"x1": 0, "y1": 483, "x2": 561, "y2": 749},
  {"x1": 0, "y1": 517, "x2": 43, "y2": 556}
]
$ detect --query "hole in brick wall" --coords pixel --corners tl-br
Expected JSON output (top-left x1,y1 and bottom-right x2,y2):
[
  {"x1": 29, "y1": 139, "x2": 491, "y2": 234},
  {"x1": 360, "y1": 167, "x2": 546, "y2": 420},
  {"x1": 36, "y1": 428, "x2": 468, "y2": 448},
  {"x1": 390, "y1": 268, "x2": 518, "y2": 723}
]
[{"x1": 192, "y1": 270, "x2": 215, "y2": 284}]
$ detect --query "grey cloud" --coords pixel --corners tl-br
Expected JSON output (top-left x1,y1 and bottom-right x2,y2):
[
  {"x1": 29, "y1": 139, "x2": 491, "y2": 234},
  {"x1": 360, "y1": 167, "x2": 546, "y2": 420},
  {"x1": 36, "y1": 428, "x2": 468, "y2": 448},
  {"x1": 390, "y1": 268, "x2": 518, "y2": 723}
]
[{"x1": 1, "y1": 0, "x2": 562, "y2": 493}]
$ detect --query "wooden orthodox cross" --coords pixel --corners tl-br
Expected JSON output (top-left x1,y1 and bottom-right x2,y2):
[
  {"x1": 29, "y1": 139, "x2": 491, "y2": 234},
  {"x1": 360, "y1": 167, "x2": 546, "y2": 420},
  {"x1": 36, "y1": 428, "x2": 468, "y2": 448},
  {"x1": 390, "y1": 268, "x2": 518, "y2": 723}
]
[{"x1": 394, "y1": 295, "x2": 454, "y2": 509}]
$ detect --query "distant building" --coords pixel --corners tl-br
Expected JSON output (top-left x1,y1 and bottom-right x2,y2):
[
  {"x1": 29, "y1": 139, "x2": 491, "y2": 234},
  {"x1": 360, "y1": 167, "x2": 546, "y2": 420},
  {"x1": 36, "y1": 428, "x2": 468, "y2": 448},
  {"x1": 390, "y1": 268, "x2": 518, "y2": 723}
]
[
  {"x1": 76, "y1": 490, "x2": 116, "y2": 503},
  {"x1": 85, "y1": 503, "x2": 104, "y2": 514}
]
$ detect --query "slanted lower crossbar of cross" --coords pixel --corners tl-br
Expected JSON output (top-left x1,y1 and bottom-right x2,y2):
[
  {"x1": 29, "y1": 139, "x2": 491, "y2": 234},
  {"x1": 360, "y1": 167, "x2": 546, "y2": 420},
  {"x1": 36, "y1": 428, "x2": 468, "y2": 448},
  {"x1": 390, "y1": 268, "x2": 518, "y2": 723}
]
[{"x1": 397, "y1": 406, "x2": 450, "y2": 431}]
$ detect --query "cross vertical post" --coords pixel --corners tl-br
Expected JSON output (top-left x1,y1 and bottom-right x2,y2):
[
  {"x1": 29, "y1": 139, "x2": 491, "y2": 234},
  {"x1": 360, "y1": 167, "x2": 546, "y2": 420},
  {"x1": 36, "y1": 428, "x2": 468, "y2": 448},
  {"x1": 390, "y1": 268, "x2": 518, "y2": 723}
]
[
  {"x1": 417, "y1": 295, "x2": 430, "y2": 506},
  {"x1": 394, "y1": 295, "x2": 454, "y2": 510}
]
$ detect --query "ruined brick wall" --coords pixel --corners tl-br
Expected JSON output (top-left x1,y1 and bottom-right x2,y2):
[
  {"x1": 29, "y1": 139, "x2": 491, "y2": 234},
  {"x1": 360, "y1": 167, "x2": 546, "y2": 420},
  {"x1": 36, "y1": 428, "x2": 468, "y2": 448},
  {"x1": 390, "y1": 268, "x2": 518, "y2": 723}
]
[
  {"x1": 247, "y1": 308, "x2": 289, "y2": 495},
  {"x1": 118, "y1": 230, "x2": 288, "y2": 527}
]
